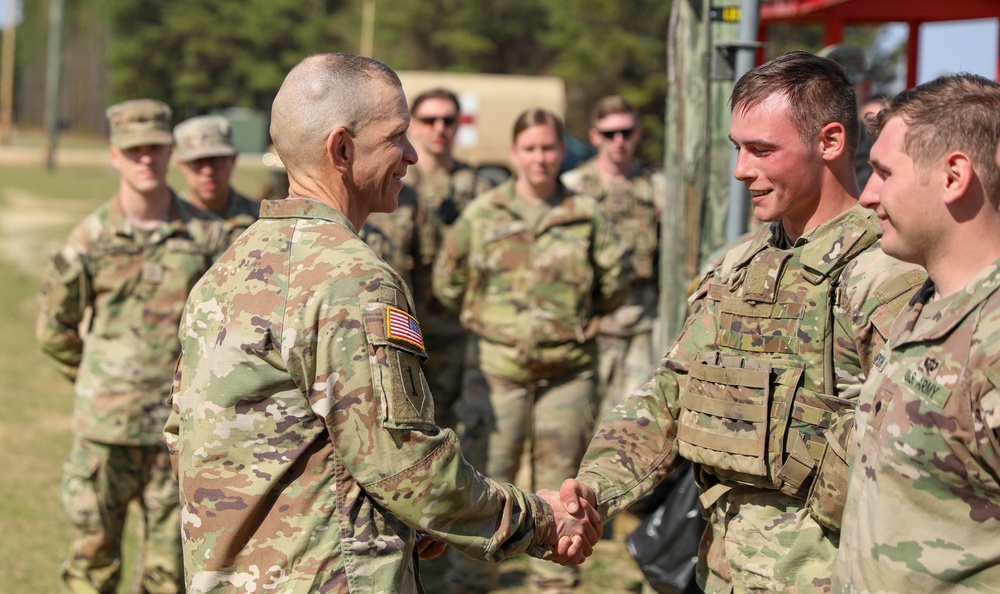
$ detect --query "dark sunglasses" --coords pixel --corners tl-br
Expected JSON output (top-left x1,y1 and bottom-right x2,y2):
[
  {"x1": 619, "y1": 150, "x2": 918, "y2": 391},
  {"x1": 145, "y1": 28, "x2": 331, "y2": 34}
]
[
  {"x1": 597, "y1": 127, "x2": 636, "y2": 140},
  {"x1": 417, "y1": 116, "x2": 458, "y2": 126}
]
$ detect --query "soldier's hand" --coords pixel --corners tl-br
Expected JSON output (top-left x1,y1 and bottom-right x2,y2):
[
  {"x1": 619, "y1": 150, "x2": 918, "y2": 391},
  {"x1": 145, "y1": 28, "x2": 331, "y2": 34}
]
[
  {"x1": 536, "y1": 486, "x2": 602, "y2": 566},
  {"x1": 558, "y1": 478, "x2": 597, "y2": 516},
  {"x1": 415, "y1": 532, "x2": 447, "y2": 560}
]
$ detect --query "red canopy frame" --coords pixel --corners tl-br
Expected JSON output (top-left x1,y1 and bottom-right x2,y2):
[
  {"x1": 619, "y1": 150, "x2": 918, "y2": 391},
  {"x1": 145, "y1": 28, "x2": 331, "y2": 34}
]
[{"x1": 759, "y1": 0, "x2": 1000, "y2": 87}]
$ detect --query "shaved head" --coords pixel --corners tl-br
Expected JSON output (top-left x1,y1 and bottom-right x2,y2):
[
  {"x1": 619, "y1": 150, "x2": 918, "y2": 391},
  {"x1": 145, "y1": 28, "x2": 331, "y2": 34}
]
[{"x1": 270, "y1": 53, "x2": 401, "y2": 174}]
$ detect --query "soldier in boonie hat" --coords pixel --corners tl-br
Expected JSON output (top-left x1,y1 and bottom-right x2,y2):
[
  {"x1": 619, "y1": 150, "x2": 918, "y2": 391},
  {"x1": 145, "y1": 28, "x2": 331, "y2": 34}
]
[
  {"x1": 173, "y1": 115, "x2": 237, "y2": 162},
  {"x1": 105, "y1": 98, "x2": 173, "y2": 149}
]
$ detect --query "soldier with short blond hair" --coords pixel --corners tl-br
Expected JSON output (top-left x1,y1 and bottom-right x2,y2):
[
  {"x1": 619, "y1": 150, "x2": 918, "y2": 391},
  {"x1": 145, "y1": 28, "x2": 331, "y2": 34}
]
[{"x1": 37, "y1": 98, "x2": 228, "y2": 593}]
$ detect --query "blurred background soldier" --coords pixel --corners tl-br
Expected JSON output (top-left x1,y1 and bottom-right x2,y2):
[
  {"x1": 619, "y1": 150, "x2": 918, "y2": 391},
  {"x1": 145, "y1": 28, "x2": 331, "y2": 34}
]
[
  {"x1": 365, "y1": 87, "x2": 494, "y2": 431},
  {"x1": 562, "y1": 95, "x2": 665, "y2": 422},
  {"x1": 854, "y1": 92, "x2": 887, "y2": 190},
  {"x1": 434, "y1": 108, "x2": 631, "y2": 594},
  {"x1": 36, "y1": 99, "x2": 229, "y2": 594},
  {"x1": 174, "y1": 114, "x2": 259, "y2": 237}
]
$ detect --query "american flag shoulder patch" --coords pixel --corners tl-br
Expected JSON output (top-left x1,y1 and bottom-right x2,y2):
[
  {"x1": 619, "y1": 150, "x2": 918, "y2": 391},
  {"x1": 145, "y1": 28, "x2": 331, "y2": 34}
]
[{"x1": 385, "y1": 306, "x2": 425, "y2": 351}]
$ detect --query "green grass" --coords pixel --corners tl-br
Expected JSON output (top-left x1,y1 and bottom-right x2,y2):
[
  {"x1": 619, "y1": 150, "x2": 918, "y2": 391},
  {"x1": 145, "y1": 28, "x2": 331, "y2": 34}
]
[{"x1": 0, "y1": 160, "x2": 645, "y2": 593}]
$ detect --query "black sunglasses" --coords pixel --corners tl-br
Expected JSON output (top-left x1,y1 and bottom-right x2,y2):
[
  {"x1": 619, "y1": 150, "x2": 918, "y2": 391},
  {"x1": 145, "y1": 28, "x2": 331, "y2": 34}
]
[
  {"x1": 597, "y1": 127, "x2": 636, "y2": 140},
  {"x1": 417, "y1": 116, "x2": 458, "y2": 126}
]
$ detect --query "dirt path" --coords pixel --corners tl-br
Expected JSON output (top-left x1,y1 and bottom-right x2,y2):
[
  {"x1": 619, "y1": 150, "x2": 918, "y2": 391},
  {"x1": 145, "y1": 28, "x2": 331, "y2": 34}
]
[{"x1": 0, "y1": 188, "x2": 90, "y2": 276}]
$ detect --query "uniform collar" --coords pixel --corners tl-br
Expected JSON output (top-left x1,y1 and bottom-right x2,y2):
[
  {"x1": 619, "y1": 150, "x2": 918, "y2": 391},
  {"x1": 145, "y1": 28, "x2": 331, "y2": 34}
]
[
  {"x1": 109, "y1": 190, "x2": 193, "y2": 241},
  {"x1": 259, "y1": 196, "x2": 357, "y2": 234},
  {"x1": 895, "y1": 258, "x2": 1000, "y2": 346}
]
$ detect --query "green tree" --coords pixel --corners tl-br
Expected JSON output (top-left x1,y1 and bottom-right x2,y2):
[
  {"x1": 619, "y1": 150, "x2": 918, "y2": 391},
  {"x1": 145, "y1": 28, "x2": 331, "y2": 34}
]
[{"x1": 101, "y1": 0, "x2": 353, "y2": 117}]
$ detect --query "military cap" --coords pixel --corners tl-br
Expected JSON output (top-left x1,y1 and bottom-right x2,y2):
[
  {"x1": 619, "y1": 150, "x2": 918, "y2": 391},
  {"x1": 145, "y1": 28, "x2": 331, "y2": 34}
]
[
  {"x1": 173, "y1": 115, "x2": 238, "y2": 162},
  {"x1": 105, "y1": 99, "x2": 173, "y2": 149}
]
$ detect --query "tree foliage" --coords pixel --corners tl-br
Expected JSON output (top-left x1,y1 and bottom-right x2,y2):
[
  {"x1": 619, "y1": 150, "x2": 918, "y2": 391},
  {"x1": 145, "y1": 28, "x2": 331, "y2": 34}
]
[
  {"x1": 14, "y1": 1, "x2": 910, "y2": 164},
  {"x1": 62, "y1": 0, "x2": 672, "y2": 162},
  {"x1": 99, "y1": 0, "x2": 353, "y2": 119}
]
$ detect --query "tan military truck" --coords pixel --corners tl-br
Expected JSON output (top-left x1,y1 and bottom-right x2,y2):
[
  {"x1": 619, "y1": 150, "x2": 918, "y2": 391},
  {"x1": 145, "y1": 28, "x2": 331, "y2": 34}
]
[{"x1": 396, "y1": 71, "x2": 572, "y2": 180}]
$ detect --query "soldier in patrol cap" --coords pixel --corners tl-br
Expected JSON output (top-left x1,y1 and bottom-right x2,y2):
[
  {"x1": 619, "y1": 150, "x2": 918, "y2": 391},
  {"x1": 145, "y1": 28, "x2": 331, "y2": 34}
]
[
  {"x1": 833, "y1": 74, "x2": 1000, "y2": 593},
  {"x1": 174, "y1": 114, "x2": 260, "y2": 236},
  {"x1": 557, "y1": 51, "x2": 926, "y2": 592},
  {"x1": 37, "y1": 99, "x2": 229, "y2": 593}
]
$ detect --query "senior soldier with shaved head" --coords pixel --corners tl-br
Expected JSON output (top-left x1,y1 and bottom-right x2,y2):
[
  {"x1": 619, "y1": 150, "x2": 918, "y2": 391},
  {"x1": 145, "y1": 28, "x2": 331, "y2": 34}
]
[
  {"x1": 164, "y1": 53, "x2": 603, "y2": 594},
  {"x1": 38, "y1": 99, "x2": 229, "y2": 593},
  {"x1": 557, "y1": 51, "x2": 927, "y2": 592},
  {"x1": 173, "y1": 115, "x2": 259, "y2": 237}
]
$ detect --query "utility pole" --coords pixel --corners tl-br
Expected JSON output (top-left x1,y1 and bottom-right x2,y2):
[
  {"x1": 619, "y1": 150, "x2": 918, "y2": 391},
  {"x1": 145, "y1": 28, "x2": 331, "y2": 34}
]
[
  {"x1": 360, "y1": 0, "x2": 375, "y2": 58},
  {"x1": 43, "y1": 0, "x2": 64, "y2": 171},
  {"x1": 1, "y1": 0, "x2": 18, "y2": 145},
  {"x1": 659, "y1": 0, "x2": 742, "y2": 350},
  {"x1": 725, "y1": 0, "x2": 761, "y2": 243}
]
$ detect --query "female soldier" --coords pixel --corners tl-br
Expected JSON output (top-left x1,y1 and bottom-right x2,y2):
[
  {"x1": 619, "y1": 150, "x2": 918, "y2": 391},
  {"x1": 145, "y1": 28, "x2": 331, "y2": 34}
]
[{"x1": 434, "y1": 108, "x2": 631, "y2": 594}]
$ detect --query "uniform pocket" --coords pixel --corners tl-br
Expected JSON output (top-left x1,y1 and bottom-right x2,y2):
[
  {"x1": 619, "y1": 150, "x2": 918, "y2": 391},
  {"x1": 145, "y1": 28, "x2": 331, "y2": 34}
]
[
  {"x1": 805, "y1": 409, "x2": 854, "y2": 531},
  {"x1": 60, "y1": 439, "x2": 106, "y2": 531},
  {"x1": 679, "y1": 353, "x2": 774, "y2": 478}
]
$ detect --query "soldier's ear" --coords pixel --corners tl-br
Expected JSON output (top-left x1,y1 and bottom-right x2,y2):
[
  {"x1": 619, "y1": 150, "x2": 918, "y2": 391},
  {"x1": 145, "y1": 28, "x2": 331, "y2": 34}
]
[
  {"x1": 817, "y1": 121, "x2": 847, "y2": 162},
  {"x1": 328, "y1": 127, "x2": 352, "y2": 173},
  {"x1": 109, "y1": 145, "x2": 122, "y2": 171},
  {"x1": 941, "y1": 151, "x2": 974, "y2": 205}
]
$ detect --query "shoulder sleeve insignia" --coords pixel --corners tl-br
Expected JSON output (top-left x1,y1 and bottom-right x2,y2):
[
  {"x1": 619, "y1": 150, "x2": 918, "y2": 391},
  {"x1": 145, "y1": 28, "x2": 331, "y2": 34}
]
[{"x1": 386, "y1": 306, "x2": 425, "y2": 351}]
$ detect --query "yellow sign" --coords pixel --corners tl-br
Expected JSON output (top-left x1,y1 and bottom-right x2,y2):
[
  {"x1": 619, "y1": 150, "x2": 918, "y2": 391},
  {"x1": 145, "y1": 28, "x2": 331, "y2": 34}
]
[{"x1": 710, "y1": 6, "x2": 742, "y2": 22}]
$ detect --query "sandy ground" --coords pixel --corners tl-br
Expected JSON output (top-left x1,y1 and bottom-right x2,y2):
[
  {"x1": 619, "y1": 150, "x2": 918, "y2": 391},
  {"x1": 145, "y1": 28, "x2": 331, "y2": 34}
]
[{"x1": 0, "y1": 187, "x2": 88, "y2": 276}]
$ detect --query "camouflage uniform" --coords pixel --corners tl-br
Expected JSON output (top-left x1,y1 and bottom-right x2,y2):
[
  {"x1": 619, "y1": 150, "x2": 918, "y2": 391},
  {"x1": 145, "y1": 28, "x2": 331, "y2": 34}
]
[
  {"x1": 833, "y1": 262, "x2": 1000, "y2": 593},
  {"x1": 434, "y1": 180, "x2": 631, "y2": 592},
  {"x1": 210, "y1": 190, "x2": 259, "y2": 237},
  {"x1": 363, "y1": 163, "x2": 493, "y2": 431},
  {"x1": 164, "y1": 197, "x2": 558, "y2": 594},
  {"x1": 562, "y1": 158, "x2": 666, "y2": 420},
  {"x1": 361, "y1": 184, "x2": 419, "y2": 290},
  {"x1": 575, "y1": 204, "x2": 926, "y2": 594},
  {"x1": 37, "y1": 191, "x2": 228, "y2": 594}
]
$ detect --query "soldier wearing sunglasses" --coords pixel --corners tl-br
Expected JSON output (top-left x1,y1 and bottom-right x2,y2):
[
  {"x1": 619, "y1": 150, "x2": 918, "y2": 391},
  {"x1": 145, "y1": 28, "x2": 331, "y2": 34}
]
[
  {"x1": 363, "y1": 88, "x2": 495, "y2": 433},
  {"x1": 562, "y1": 96, "x2": 666, "y2": 422}
]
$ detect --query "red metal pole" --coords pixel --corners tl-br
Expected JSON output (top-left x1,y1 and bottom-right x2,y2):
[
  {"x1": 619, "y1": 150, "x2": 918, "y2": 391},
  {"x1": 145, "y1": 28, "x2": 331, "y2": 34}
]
[
  {"x1": 757, "y1": 21, "x2": 769, "y2": 63},
  {"x1": 907, "y1": 21, "x2": 920, "y2": 89},
  {"x1": 824, "y1": 16, "x2": 844, "y2": 46}
]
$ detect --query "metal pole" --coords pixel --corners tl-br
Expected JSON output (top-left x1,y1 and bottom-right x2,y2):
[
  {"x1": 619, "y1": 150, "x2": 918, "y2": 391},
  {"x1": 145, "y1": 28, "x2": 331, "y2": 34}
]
[
  {"x1": 724, "y1": 0, "x2": 760, "y2": 243},
  {"x1": 360, "y1": 0, "x2": 375, "y2": 58},
  {"x1": 1, "y1": 0, "x2": 18, "y2": 145},
  {"x1": 43, "y1": 0, "x2": 64, "y2": 171}
]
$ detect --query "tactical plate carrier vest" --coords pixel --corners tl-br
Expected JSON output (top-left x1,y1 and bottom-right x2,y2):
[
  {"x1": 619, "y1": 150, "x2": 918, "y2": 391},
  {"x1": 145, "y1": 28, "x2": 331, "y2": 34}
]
[{"x1": 678, "y1": 210, "x2": 879, "y2": 523}]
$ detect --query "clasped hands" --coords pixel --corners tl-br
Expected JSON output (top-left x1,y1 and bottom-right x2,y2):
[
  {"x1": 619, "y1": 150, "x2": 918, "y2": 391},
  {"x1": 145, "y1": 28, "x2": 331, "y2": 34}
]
[
  {"x1": 536, "y1": 478, "x2": 602, "y2": 566},
  {"x1": 414, "y1": 478, "x2": 602, "y2": 566}
]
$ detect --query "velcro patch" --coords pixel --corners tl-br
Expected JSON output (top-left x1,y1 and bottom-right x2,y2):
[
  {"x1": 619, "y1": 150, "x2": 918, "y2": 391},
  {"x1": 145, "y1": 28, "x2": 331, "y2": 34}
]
[
  {"x1": 903, "y1": 366, "x2": 951, "y2": 408},
  {"x1": 385, "y1": 306, "x2": 425, "y2": 351}
]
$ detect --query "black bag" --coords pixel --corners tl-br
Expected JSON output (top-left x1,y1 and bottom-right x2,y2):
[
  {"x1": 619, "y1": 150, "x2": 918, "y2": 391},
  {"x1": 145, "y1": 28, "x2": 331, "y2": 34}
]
[{"x1": 625, "y1": 461, "x2": 706, "y2": 594}]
